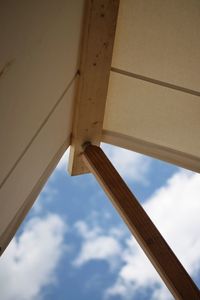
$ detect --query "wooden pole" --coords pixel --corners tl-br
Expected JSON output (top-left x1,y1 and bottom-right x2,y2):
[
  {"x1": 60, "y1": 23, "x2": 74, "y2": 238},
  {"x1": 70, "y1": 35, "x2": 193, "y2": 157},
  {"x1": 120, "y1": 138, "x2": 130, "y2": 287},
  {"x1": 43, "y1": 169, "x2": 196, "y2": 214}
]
[{"x1": 82, "y1": 144, "x2": 200, "y2": 300}]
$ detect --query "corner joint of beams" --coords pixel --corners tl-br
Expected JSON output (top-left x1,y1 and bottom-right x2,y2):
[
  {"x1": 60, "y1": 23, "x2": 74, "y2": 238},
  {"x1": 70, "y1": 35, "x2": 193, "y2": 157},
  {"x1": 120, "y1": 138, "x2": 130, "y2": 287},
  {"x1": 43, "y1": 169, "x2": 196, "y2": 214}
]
[{"x1": 68, "y1": 0, "x2": 119, "y2": 176}]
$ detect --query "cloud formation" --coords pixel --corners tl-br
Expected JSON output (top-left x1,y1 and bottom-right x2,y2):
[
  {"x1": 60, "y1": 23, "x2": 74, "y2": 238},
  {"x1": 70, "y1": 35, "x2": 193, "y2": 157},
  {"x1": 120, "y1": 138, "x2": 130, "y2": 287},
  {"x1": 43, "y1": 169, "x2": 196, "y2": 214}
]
[
  {"x1": 102, "y1": 143, "x2": 151, "y2": 184},
  {"x1": 107, "y1": 170, "x2": 200, "y2": 299},
  {"x1": 73, "y1": 221, "x2": 123, "y2": 271},
  {"x1": 73, "y1": 170, "x2": 200, "y2": 300},
  {"x1": 0, "y1": 214, "x2": 67, "y2": 300}
]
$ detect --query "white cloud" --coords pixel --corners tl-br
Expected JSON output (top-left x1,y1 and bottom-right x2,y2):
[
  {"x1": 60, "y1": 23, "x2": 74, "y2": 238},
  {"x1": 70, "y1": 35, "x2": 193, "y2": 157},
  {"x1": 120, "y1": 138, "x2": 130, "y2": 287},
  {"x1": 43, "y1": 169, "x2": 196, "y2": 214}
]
[
  {"x1": 106, "y1": 170, "x2": 200, "y2": 299},
  {"x1": 33, "y1": 185, "x2": 58, "y2": 213},
  {"x1": 73, "y1": 221, "x2": 123, "y2": 270},
  {"x1": 102, "y1": 143, "x2": 151, "y2": 184},
  {"x1": 0, "y1": 214, "x2": 67, "y2": 300},
  {"x1": 145, "y1": 170, "x2": 200, "y2": 276},
  {"x1": 72, "y1": 170, "x2": 200, "y2": 300}
]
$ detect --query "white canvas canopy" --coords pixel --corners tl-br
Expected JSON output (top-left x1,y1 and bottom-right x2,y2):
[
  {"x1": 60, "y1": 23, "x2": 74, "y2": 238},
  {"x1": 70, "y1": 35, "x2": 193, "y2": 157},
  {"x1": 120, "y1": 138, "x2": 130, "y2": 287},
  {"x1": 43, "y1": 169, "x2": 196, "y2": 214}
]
[
  {"x1": 0, "y1": 1, "x2": 200, "y2": 297},
  {"x1": 0, "y1": 0, "x2": 84, "y2": 252}
]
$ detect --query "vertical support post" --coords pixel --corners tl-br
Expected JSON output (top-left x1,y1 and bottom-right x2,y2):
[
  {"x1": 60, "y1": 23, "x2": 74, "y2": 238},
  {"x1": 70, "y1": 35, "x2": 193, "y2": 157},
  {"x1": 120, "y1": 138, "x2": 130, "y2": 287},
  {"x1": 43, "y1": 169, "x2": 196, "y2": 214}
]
[{"x1": 82, "y1": 144, "x2": 200, "y2": 300}]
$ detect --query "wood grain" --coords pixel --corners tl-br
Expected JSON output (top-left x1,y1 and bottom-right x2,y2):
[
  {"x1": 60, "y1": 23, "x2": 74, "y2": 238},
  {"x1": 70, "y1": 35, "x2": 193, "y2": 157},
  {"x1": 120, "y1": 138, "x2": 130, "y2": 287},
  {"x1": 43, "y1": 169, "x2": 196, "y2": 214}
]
[
  {"x1": 68, "y1": 0, "x2": 119, "y2": 175},
  {"x1": 82, "y1": 144, "x2": 200, "y2": 300}
]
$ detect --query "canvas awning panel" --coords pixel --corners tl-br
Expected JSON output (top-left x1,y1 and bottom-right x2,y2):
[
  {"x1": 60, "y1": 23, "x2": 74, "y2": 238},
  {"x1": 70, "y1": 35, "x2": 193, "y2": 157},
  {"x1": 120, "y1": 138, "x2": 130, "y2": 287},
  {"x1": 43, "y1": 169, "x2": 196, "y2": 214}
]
[
  {"x1": 103, "y1": 0, "x2": 200, "y2": 172},
  {"x1": 111, "y1": 0, "x2": 200, "y2": 91},
  {"x1": 1, "y1": 0, "x2": 200, "y2": 254},
  {"x1": 0, "y1": 0, "x2": 84, "y2": 253},
  {"x1": 103, "y1": 72, "x2": 200, "y2": 172}
]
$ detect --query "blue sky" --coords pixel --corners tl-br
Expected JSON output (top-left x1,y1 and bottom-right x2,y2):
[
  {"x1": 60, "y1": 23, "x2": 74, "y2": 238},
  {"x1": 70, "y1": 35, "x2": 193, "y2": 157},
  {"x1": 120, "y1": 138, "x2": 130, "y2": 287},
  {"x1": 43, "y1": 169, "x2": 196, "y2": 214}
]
[{"x1": 0, "y1": 143, "x2": 200, "y2": 300}]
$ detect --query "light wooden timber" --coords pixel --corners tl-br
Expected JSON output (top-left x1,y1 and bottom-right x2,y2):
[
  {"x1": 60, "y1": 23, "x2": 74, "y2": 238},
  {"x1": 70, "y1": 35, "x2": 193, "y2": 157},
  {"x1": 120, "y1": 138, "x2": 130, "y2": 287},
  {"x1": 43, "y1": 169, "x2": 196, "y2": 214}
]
[
  {"x1": 68, "y1": 0, "x2": 119, "y2": 175},
  {"x1": 82, "y1": 144, "x2": 200, "y2": 300}
]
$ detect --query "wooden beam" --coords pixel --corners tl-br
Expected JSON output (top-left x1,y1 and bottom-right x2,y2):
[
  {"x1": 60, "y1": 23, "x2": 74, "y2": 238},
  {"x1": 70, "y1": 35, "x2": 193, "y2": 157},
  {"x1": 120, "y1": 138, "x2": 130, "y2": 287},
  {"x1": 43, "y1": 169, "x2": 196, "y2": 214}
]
[
  {"x1": 68, "y1": 0, "x2": 119, "y2": 175},
  {"x1": 82, "y1": 144, "x2": 200, "y2": 300}
]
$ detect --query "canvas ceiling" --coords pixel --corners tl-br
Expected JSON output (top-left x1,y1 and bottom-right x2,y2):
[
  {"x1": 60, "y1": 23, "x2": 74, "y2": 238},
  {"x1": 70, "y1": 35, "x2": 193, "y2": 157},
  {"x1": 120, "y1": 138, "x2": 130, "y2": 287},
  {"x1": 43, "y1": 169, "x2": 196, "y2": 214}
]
[
  {"x1": 103, "y1": 0, "x2": 200, "y2": 172},
  {"x1": 0, "y1": 0, "x2": 200, "y2": 253}
]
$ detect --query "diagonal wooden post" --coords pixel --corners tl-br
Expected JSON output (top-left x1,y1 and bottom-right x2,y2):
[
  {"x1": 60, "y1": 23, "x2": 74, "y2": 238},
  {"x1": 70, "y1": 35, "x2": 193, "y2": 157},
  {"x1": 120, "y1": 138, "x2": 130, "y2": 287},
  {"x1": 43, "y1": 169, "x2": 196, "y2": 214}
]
[{"x1": 82, "y1": 144, "x2": 200, "y2": 300}]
